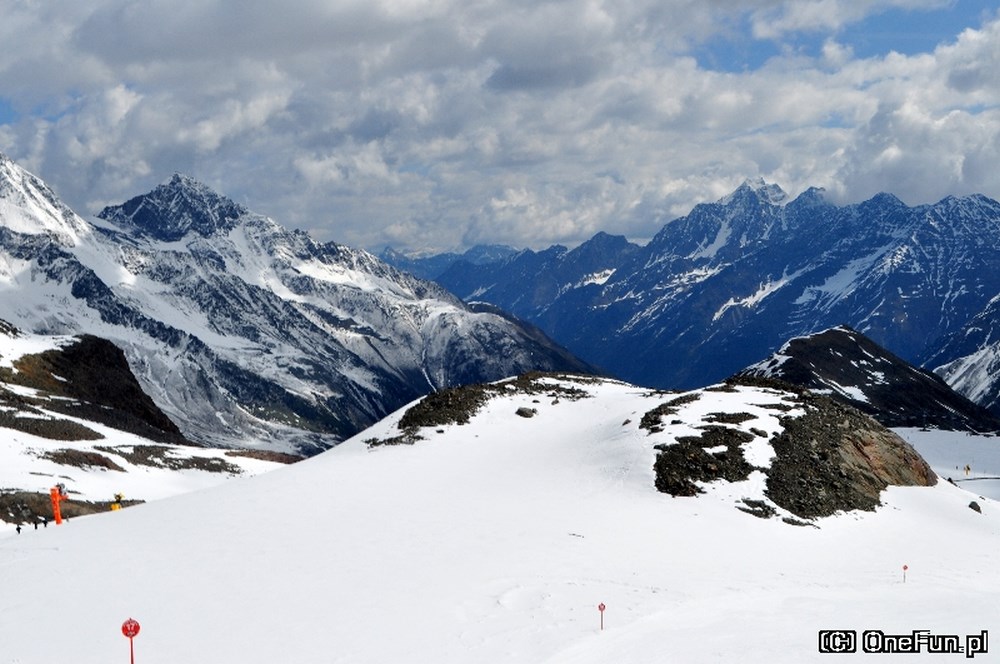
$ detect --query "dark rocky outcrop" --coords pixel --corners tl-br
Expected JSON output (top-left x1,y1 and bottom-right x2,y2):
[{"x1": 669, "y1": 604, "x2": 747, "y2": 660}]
[
  {"x1": 1, "y1": 334, "x2": 189, "y2": 444},
  {"x1": 653, "y1": 427, "x2": 756, "y2": 496},
  {"x1": 764, "y1": 392, "x2": 936, "y2": 519},
  {"x1": 365, "y1": 372, "x2": 594, "y2": 447},
  {"x1": 651, "y1": 377, "x2": 937, "y2": 520}
]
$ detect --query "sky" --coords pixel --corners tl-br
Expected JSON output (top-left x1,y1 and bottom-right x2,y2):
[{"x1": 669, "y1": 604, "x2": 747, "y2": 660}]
[{"x1": 0, "y1": 0, "x2": 998, "y2": 253}]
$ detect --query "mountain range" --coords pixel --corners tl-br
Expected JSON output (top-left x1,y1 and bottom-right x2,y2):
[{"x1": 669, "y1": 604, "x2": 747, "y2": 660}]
[
  {"x1": 0, "y1": 153, "x2": 590, "y2": 454},
  {"x1": 413, "y1": 179, "x2": 1000, "y2": 413},
  {"x1": 377, "y1": 244, "x2": 519, "y2": 281}
]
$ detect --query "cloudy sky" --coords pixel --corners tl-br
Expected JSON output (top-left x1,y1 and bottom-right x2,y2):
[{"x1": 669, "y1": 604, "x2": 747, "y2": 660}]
[{"x1": 1, "y1": 0, "x2": 998, "y2": 252}]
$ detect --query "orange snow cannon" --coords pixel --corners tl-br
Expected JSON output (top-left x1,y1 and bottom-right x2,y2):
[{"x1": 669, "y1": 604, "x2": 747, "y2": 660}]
[{"x1": 50, "y1": 483, "x2": 68, "y2": 525}]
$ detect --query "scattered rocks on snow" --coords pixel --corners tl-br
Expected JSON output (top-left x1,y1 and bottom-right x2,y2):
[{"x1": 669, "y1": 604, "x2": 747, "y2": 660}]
[
  {"x1": 365, "y1": 372, "x2": 593, "y2": 447},
  {"x1": 653, "y1": 427, "x2": 756, "y2": 497}
]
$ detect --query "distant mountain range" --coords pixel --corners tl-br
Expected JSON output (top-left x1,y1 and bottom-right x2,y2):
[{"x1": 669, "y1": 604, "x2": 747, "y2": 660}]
[
  {"x1": 0, "y1": 153, "x2": 591, "y2": 454},
  {"x1": 399, "y1": 179, "x2": 1000, "y2": 415},
  {"x1": 378, "y1": 245, "x2": 519, "y2": 281}
]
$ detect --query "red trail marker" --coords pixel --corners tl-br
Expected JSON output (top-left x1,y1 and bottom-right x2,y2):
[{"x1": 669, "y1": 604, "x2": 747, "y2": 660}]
[
  {"x1": 598, "y1": 602, "x2": 606, "y2": 631},
  {"x1": 121, "y1": 618, "x2": 141, "y2": 664}
]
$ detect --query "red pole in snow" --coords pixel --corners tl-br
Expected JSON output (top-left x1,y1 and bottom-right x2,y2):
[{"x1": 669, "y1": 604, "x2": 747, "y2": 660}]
[
  {"x1": 598, "y1": 603, "x2": 605, "y2": 631},
  {"x1": 121, "y1": 618, "x2": 141, "y2": 664}
]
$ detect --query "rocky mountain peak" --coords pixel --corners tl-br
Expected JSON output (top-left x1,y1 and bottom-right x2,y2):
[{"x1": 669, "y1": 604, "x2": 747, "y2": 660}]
[
  {"x1": 787, "y1": 186, "x2": 830, "y2": 211},
  {"x1": 97, "y1": 174, "x2": 249, "y2": 242},
  {"x1": 720, "y1": 177, "x2": 789, "y2": 207},
  {"x1": 738, "y1": 326, "x2": 1000, "y2": 432}
]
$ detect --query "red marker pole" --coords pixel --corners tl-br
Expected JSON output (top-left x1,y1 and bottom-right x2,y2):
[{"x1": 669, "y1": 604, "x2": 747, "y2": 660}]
[
  {"x1": 598, "y1": 603, "x2": 606, "y2": 631},
  {"x1": 902, "y1": 565, "x2": 908, "y2": 583},
  {"x1": 121, "y1": 618, "x2": 141, "y2": 664}
]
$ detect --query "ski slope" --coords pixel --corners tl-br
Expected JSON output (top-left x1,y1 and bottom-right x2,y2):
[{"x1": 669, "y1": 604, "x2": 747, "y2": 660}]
[{"x1": 1, "y1": 377, "x2": 997, "y2": 663}]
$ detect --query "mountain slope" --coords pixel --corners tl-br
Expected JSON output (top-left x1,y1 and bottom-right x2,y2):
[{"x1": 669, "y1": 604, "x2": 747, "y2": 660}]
[
  {"x1": 1, "y1": 373, "x2": 996, "y2": 663},
  {"x1": 0, "y1": 322, "x2": 291, "y2": 523},
  {"x1": 434, "y1": 179, "x2": 1000, "y2": 398},
  {"x1": 740, "y1": 326, "x2": 1000, "y2": 432},
  {"x1": 0, "y1": 154, "x2": 592, "y2": 453}
]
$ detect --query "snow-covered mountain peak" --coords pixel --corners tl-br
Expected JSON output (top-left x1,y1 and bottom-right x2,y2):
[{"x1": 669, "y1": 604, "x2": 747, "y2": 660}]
[
  {"x1": 97, "y1": 173, "x2": 249, "y2": 242},
  {"x1": 0, "y1": 152, "x2": 91, "y2": 244},
  {"x1": 720, "y1": 177, "x2": 788, "y2": 207},
  {"x1": 787, "y1": 185, "x2": 830, "y2": 210}
]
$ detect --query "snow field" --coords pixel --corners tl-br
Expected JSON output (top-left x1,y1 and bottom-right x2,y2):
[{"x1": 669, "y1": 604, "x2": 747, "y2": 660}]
[{"x1": 0, "y1": 379, "x2": 998, "y2": 663}]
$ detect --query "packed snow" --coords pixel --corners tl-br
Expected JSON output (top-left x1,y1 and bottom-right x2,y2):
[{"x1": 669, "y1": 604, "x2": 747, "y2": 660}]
[{"x1": 1, "y1": 376, "x2": 997, "y2": 663}]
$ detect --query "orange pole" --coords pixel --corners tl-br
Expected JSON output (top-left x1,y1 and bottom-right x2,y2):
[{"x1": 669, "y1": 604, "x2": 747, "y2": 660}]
[{"x1": 50, "y1": 487, "x2": 64, "y2": 525}]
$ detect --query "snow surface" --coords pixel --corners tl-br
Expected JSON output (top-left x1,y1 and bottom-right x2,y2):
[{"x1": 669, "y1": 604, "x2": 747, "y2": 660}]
[
  {"x1": 898, "y1": 427, "x2": 1000, "y2": 501},
  {"x1": 1, "y1": 377, "x2": 998, "y2": 663}
]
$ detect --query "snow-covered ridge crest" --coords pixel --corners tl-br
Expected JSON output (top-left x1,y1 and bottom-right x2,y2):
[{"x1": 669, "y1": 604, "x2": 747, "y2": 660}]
[
  {"x1": 739, "y1": 326, "x2": 1000, "y2": 433},
  {"x1": 718, "y1": 176, "x2": 789, "y2": 206},
  {"x1": 0, "y1": 151, "x2": 91, "y2": 244},
  {"x1": 0, "y1": 318, "x2": 76, "y2": 369}
]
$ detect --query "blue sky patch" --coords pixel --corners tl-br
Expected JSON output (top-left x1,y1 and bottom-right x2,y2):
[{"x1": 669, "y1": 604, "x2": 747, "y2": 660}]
[
  {"x1": 694, "y1": 2, "x2": 997, "y2": 72},
  {"x1": 0, "y1": 98, "x2": 19, "y2": 125},
  {"x1": 842, "y1": 1, "x2": 997, "y2": 58}
]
